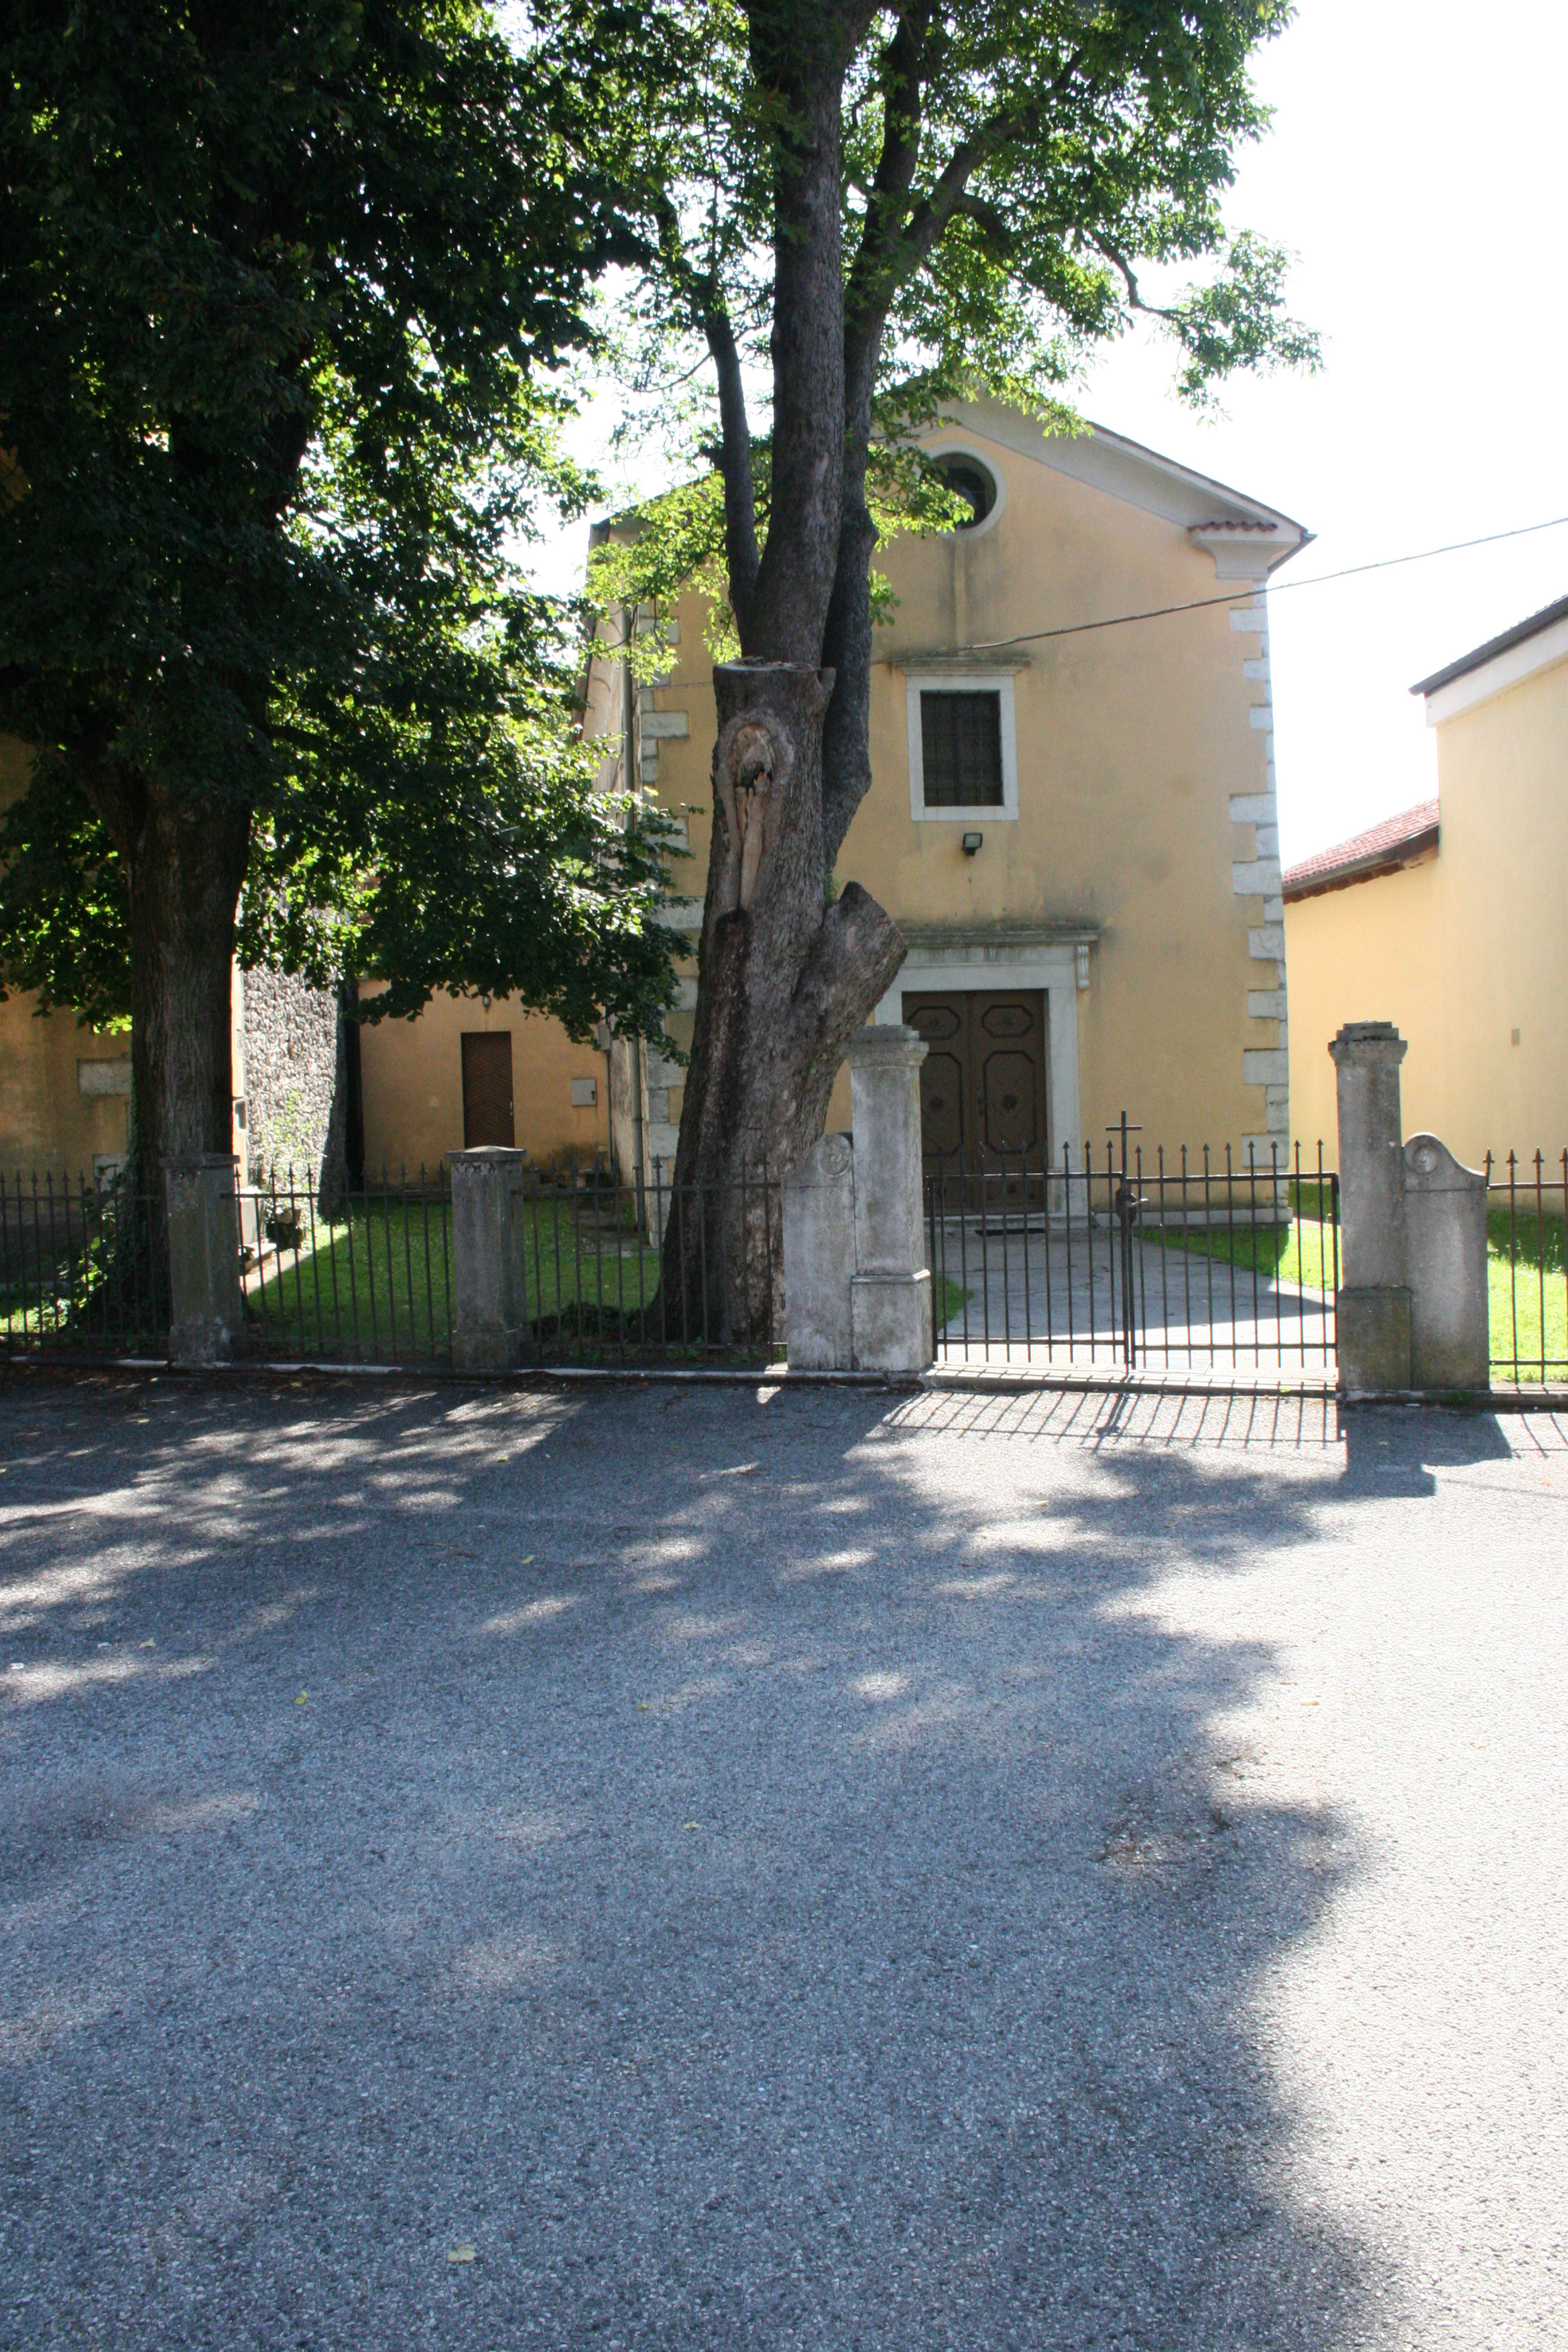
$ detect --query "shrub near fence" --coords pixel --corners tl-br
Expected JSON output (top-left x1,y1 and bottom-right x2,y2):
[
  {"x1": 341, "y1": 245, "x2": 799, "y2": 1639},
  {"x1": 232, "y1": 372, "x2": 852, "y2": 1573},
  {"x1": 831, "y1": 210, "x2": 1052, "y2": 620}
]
[{"x1": 1, "y1": 1171, "x2": 168, "y2": 1358}]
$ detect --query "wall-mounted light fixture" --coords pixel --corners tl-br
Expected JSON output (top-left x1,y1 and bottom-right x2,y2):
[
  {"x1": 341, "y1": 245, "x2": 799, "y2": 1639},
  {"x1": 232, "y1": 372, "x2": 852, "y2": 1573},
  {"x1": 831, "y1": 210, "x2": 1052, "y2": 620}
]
[{"x1": 961, "y1": 831, "x2": 983, "y2": 857}]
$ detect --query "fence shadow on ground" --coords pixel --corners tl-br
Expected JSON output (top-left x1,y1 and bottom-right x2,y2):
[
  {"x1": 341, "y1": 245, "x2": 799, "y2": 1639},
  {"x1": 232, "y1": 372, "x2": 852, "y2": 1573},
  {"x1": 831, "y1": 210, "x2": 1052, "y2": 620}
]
[{"x1": 1, "y1": 1374, "x2": 1549, "y2": 2344}]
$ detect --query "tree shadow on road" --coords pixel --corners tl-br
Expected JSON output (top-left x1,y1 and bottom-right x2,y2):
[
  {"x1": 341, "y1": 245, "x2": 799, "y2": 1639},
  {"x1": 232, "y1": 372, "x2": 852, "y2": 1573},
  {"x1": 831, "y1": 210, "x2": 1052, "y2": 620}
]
[{"x1": 0, "y1": 1372, "x2": 1557, "y2": 2348}]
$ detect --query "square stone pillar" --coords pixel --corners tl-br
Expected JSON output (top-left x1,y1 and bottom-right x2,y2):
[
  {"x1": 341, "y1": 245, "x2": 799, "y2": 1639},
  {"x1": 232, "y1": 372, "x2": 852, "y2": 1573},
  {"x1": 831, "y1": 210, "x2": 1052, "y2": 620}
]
[
  {"x1": 164, "y1": 1154, "x2": 244, "y2": 1366},
  {"x1": 1329, "y1": 1021, "x2": 1412, "y2": 1391},
  {"x1": 450, "y1": 1148, "x2": 532, "y2": 1372},
  {"x1": 782, "y1": 1133, "x2": 857, "y2": 1370},
  {"x1": 847, "y1": 1028, "x2": 933, "y2": 1374}
]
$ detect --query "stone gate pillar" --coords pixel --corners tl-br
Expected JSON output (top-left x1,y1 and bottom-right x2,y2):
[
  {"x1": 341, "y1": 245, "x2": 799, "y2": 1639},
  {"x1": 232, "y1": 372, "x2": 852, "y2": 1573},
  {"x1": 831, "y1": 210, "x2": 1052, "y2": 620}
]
[
  {"x1": 1404, "y1": 1134, "x2": 1490, "y2": 1391},
  {"x1": 782, "y1": 1133, "x2": 856, "y2": 1370},
  {"x1": 1329, "y1": 1021, "x2": 1412, "y2": 1391},
  {"x1": 165, "y1": 1154, "x2": 244, "y2": 1366},
  {"x1": 450, "y1": 1147, "x2": 531, "y2": 1372},
  {"x1": 847, "y1": 1028, "x2": 933, "y2": 1374}
]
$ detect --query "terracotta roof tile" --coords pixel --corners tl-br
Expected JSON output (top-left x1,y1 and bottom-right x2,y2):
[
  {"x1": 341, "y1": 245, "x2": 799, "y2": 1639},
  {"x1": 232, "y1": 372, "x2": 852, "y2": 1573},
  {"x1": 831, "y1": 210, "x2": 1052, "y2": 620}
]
[{"x1": 1282, "y1": 801, "x2": 1440, "y2": 901}]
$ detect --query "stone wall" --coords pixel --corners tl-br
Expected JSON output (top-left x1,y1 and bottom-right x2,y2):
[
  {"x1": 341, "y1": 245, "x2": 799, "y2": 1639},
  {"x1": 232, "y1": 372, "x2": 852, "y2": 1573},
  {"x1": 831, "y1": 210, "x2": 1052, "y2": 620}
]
[{"x1": 239, "y1": 968, "x2": 346, "y2": 1206}]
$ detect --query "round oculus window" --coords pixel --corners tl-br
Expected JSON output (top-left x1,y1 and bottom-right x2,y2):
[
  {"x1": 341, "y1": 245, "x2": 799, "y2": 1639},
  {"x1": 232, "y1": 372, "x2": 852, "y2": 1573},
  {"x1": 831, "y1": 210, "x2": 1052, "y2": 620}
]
[{"x1": 935, "y1": 454, "x2": 998, "y2": 530}]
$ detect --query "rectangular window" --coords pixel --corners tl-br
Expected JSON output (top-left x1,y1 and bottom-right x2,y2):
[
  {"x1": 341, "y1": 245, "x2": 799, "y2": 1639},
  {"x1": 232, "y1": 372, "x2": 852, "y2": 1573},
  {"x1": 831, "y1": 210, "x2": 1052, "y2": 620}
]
[{"x1": 920, "y1": 689, "x2": 1004, "y2": 807}]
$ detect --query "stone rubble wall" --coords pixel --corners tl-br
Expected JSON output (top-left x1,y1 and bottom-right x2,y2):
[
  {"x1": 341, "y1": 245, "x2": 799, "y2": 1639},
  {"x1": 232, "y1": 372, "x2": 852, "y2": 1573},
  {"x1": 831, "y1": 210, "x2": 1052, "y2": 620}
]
[{"x1": 240, "y1": 968, "x2": 346, "y2": 1207}]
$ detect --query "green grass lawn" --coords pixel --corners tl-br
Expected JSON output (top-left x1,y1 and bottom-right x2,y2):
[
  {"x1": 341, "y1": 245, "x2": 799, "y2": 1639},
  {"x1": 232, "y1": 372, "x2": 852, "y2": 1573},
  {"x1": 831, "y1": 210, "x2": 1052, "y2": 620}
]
[
  {"x1": 1486, "y1": 1201, "x2": 1567, "y2": 1377},
  {"x1": 253, "y1": 1195, "x2": 975, "y2": 1364},
  {"x1": 250, "y1": 1194, "x2": 671, "y2": 1362},
  {"x1": 1146, "y1": 1179, "x2": 1341, "y2": 1299},
  {"x1": 932, "y1": 1273, "x2": 969, "y2": 1336}
]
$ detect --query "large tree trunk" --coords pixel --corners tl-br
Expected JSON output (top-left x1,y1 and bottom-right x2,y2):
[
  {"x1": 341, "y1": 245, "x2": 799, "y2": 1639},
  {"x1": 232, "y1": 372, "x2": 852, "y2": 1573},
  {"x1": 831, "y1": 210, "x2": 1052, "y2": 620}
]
[
  {"x1": 661, "y1": 662, "x2": 903, "y2": 1343},
  {"x1": 126, "y1": 786, "x2": 253, "y2": 1184},
  {"x1": 660, "y1": 12, "x2": 905, "y2": 1346}
]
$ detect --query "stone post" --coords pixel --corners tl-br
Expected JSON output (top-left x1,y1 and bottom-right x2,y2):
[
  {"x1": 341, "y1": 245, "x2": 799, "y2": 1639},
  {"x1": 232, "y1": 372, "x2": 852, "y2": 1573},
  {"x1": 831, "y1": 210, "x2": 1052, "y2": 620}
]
[
  {"x1": 847, "y1": 1028, "x2": 934, "y2": 1374},
  {"x1": 782, "y1": 1134, "x2": 857, "y2": 1370},
  {"x1": 1329, "y1": 1022, "x2": 1412, "y2": 1391},
  {"x1": 450, "y1": 1147, "x2": 532, "y2": 1372},
  {"x1": 1404, "y1": 1135, "x2": 1490, "y2": 1391},
  {"x1": 164, "y1": 1154, "x2": 244, "y2": 1366}
]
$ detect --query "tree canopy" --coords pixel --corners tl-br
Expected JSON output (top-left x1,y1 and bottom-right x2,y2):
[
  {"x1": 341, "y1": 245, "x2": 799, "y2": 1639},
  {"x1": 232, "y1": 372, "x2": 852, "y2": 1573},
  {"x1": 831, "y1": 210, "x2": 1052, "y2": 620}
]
[
  {"x1": 0, "y1": 0, "x2": 679, "y2": 1171},
  {"x1": 558, "y1": 0, "x2": 1317, "y2": 717},
  {"x1": 529, "y1": 0, "x2": 1320, "y2": 1336}
]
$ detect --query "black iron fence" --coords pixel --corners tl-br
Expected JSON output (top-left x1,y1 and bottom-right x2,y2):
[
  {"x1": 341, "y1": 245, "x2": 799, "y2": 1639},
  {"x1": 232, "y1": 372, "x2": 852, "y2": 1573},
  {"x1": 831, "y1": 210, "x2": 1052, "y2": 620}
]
[
  {"x1": 242, "y1": 1159, "x2": 782, "y2": 1367},
  {"x1": 1486, "y1": 1151, "x2": 1567, "y2": 1385},
  {"x1": 1, "y1": 1169, "x2": 169, "y2": 1360},
  {"x1": 3, "y1": 1159, "x2": 784, "y2": 1368},
  {"x1": 926, "y1": 1139, "x2": 1340, "y2": 1377},
  {"x1": 241, "y1": 1168, "x2": 453, "y2": 1366},
  {"x1": 6, "y1": 1141, "x2": 1565, "y2": 1389}
]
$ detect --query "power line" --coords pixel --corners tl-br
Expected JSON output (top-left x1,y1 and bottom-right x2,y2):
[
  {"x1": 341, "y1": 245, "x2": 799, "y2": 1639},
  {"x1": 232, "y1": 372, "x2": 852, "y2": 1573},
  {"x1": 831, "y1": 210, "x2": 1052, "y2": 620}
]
[
  {"x1": 960, "y1": 513, "x2": 1568, "y2": 654},
  {"x1": 598, "y1": 511, "x2": 1568, "y2": 683}
]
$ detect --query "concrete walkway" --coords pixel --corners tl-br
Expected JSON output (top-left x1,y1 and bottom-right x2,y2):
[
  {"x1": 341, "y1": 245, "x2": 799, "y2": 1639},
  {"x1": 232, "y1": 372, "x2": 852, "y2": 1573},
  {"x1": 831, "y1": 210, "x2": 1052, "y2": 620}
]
[
  {"x1": 931, "y1": 1221, "x2": 1335, "y2": 1372},
  {"x1": 2, "y1": 1373, "x2": 1564, "y2": 2349}
]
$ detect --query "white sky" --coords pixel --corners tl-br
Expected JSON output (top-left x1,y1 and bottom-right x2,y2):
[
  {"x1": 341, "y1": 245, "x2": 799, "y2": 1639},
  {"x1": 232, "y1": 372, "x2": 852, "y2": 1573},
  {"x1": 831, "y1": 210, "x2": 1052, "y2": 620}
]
[{"x1": 528, "y1": 0, "x2": 1568, "y2": 864}]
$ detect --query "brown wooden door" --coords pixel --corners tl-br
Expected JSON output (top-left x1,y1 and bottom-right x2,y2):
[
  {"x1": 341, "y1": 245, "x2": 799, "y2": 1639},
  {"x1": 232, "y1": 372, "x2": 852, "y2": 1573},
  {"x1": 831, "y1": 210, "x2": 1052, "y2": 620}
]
[
  {"x1": 461, "y1": 1031, "x2": 515, "y2": 1148},
  {"x1": 907, "y1": 991, "x2": 1048, "y2": 1192}
]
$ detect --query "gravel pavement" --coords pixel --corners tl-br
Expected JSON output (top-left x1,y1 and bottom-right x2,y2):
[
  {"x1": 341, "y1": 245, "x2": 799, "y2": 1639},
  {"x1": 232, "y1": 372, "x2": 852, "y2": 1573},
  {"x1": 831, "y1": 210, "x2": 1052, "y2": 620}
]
[{"x1": 1, "y1": 1371, "x2": 1565, "y2": 2350}]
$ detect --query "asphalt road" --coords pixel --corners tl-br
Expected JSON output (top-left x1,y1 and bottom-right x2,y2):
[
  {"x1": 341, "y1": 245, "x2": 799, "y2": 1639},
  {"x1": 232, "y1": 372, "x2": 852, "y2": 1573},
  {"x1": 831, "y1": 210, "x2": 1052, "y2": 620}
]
[{"x1": 2, "y1": 1372, "x2": 1565, "y2": 2350}]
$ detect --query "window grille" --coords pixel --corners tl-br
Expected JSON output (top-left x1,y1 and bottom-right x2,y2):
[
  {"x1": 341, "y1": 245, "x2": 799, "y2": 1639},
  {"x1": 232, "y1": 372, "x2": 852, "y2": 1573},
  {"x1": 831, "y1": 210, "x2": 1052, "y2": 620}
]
[{"x1": 920, "y1": 689, "x2": 1004, "y2": 807}]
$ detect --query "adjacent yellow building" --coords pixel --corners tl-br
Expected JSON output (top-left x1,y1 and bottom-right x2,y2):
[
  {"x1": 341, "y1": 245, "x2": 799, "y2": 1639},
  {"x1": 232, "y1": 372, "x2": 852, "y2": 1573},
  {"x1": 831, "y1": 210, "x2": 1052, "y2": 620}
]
[{"x1": 1286, "y1": 592, "x2": 1568, "y2": 1168}]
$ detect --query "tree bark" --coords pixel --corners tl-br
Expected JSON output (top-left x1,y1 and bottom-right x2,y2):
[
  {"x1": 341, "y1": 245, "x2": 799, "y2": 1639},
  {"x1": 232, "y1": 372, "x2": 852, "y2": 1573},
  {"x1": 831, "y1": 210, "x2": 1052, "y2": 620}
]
[
  {"x1": 661, "y1": 2, "x2": 906, "y2": 1343},
  {"x1": 661, "y1": 661, "x2": 903, "y2": 1342},
  {"x1": 740, "y1": 17, "x2": 852, "y2": 659},
  {"x1": 125, "y1": 787, "x2": 253, "y2": 1184},
  {"x1": 820, "y1": 323, "x2": 885, "y2": 868}
]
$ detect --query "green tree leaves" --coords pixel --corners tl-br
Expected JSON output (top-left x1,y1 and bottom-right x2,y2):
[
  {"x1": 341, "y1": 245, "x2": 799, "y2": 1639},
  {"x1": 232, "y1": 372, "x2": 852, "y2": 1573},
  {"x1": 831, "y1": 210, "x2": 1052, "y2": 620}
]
[{"x1": 0, "y1": 0, "x2": 678, "y2": 1067}]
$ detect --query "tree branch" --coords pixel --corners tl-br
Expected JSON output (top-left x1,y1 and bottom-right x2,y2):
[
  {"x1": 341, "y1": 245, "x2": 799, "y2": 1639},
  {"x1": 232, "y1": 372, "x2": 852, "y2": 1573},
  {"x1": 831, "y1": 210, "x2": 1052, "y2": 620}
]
[
  {"x1": 949, "y1": 188, "x2": 1014, "y2": 258},
  {"x1": 705, "y1": 305, "x2": 761, "y2": 644},
  {"x1": 786, "y1": 880, "x2": 905, "y2": 1072},
  {"x1": 886, "y1": 46, "x2": 1085, "y2": 312},
  {"x1": 1091, "y1": 235, "x2": 1183, "y2": 325},
  {"x1": 843, "y1": 1, "x2": 933, "y2": 348},
  {"x1": 650, "y1": 188, "x2": 760, "y2": 642}
]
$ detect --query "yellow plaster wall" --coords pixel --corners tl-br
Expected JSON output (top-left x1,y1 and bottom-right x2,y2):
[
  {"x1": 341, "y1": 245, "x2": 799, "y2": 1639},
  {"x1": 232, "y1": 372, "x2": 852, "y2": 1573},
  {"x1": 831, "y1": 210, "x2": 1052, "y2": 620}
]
[
  {"x1": 357, "y1": 989, "x2": 609, "y2": 1176},
  {"x1": 629, "y1": 413, "x2": 1278, "y2": 1157},
  {"x1": 1285, "y1": 654, "x2": 1568, "y2": 1169},
  {"x1": 1284, "y1": 856, "x2": 1444, "y2": 1157},
  {"x1": 364, "y1": 404, "x2": 1287, "y2": 1165},
  {"x1": 0, "y1": 993, "x2": 131, "y2": 1177},
  {"x1": 0, "y1": 737, "x2": 133, "y2": 1175}
]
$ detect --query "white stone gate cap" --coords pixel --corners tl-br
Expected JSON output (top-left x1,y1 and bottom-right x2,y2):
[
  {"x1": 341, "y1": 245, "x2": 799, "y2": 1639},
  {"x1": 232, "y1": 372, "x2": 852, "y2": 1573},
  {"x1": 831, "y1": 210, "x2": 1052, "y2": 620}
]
[{"x1": 846, "y1": 1025, "x2": 929, "y2": 1070}]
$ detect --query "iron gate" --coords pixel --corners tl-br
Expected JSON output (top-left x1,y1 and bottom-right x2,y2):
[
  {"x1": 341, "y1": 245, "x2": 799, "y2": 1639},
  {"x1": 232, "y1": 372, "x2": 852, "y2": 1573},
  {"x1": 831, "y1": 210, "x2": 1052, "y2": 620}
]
[{"x1": 925, "y1": 1131, "x2": 1340, "y2": 1378}]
